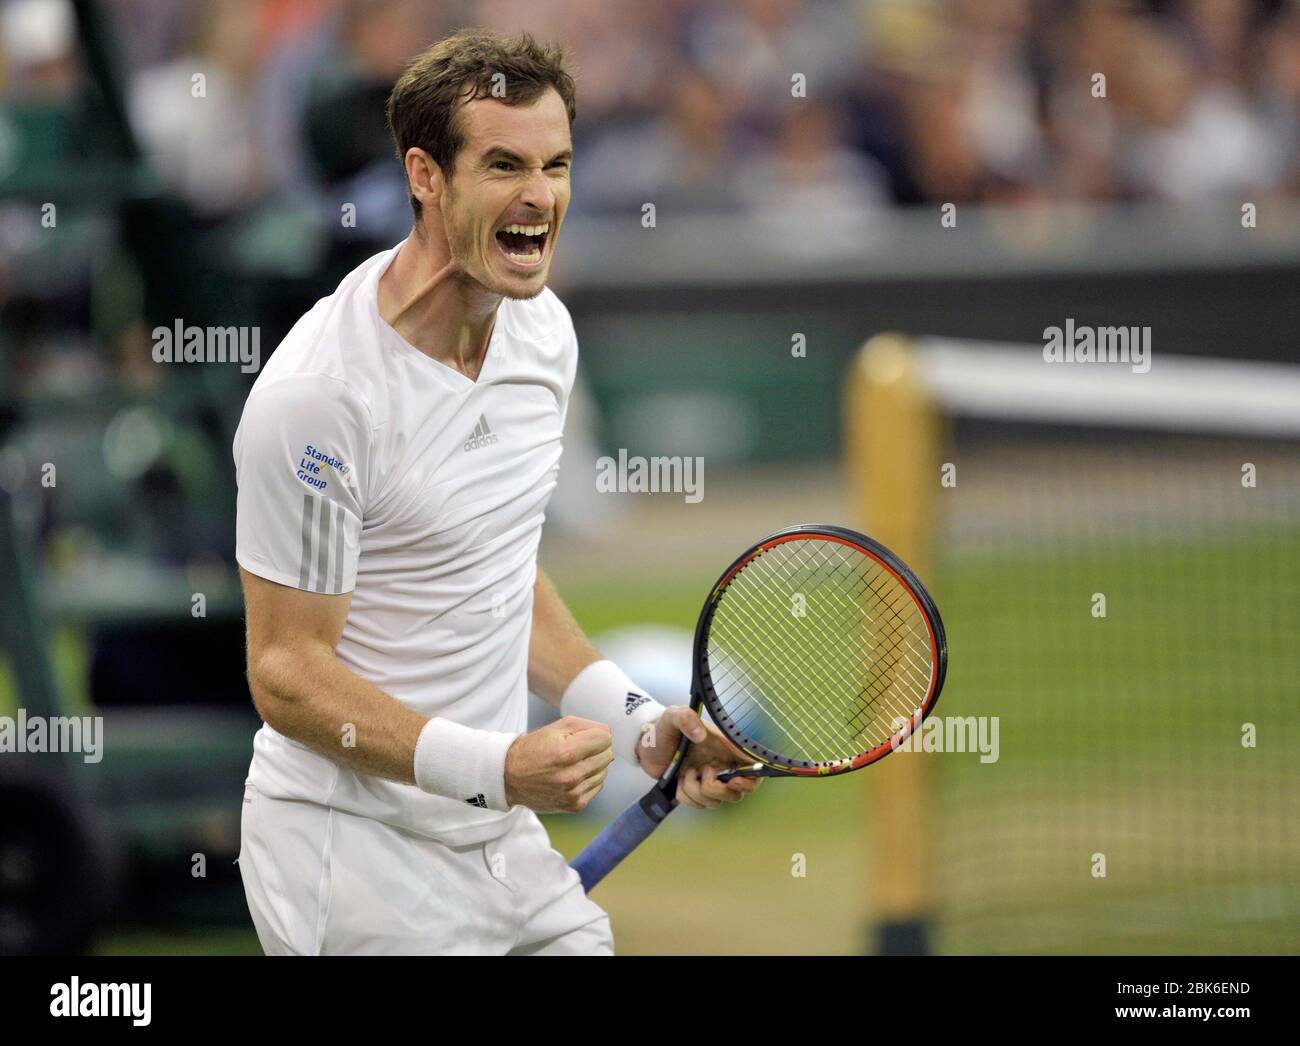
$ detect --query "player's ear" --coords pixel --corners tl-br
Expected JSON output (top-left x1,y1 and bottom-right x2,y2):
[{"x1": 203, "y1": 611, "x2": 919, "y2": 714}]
[{"x1": 404, "y1": 147, "x2": 445, "y2": 213}]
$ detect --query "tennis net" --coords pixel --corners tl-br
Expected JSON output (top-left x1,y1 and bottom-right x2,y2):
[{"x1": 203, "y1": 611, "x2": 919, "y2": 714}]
[{"x1": 853, "y1": 335, "x2": 1300, "y2": 954}]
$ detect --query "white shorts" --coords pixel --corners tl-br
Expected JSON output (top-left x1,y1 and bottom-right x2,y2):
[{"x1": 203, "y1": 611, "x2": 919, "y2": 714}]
[{"x1": 238, "y1": 784, "x2": 613, "y2": 955}]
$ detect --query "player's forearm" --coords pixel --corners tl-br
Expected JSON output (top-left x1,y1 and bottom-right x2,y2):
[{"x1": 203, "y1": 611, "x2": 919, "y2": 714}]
[
  {"x1": 248, "y1": 642, "x2": 426, "y2": 784},
  {"x1": 528, "y1": 567, "x2": 601, "y2": 706},
  {"x1": 528, "y1": 568, "x2": 669, "y2": 767}
]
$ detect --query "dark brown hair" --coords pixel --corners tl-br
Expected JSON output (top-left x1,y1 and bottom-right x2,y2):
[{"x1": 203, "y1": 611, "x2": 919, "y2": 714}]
[{"x1": 386, "y1": 29, "x2": 577, "y2": 219}]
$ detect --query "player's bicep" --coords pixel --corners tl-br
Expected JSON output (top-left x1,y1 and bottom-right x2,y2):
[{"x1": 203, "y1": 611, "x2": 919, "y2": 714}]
[
  {"x1": 241, "y1": 565, "x2": 351, "y2": 654},
  {"x1": 240, "y1": 566, "x2": 351, "y2": 715}
]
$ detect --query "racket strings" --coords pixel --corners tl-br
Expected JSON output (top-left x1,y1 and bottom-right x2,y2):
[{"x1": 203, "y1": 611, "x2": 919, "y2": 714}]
[
  {"x1": 712, "y1": 550, "x2": 892, "y2": 752},
  {"x1": 721, "y1": 546, "x2": 926, "y2": 732},
  {"x1": 710, "y1": 571, "x2": 897, "y2": 761},
  {"x1": 712, "y1": 557, "x2": 887, "y2": 746},
  {"x1": 717, "y1": 550, "x2": 920, "y2": 748},
  {"x1": 706, "y1": 537, "x2": 935, "y2": 765},
  {"x1": 711, "y1": 559, "x2": 927, "y2": 761},
  {"x1": 765, "y1": 543, "x2": 931, "y2": 740},
  {"x1": 794, "y1": 541, "x2": 935, "y2": 697},
  {"x1": 840, "y1": 565, "x2": 936, "y2": 716},
  {"x1": 712, "y1": 586, "x2": 867, "y2": 757}
]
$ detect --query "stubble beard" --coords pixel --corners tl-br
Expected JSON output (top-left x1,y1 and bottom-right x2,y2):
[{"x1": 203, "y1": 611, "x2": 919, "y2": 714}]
[{"x1": 445, "y1": 203, "x2": 549, "y2": 303}]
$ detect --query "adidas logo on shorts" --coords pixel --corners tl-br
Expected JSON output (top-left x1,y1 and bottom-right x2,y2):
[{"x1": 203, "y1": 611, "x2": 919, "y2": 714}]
[{"x1": 463, "y1": 414, "x2": 499, "y2": 452}]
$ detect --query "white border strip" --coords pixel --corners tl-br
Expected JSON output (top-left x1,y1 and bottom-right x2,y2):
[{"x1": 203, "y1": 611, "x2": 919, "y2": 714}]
[{"x1": 916, "y1": 338, "x2": 1300, "y2": 438}]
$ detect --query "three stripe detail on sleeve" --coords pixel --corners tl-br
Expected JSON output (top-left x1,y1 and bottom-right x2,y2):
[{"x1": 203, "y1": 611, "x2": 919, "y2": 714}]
[{"x1": 298, "y1": 493, "x2": 349, "y2": 593}]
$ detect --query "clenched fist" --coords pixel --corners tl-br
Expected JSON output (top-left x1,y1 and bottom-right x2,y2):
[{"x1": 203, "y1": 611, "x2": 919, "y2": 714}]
[{"x1": 504, "y1": 716, "x2": 614, "y2": 813}]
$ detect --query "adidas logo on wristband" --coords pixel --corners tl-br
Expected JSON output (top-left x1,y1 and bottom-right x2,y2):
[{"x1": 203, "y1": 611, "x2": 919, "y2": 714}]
[
  {"x1": 465, "y1": 793, "x2": 488, "y2": 808},
  {"x1": 624, "y1": 691, "x2": 650, "y2": 716}
]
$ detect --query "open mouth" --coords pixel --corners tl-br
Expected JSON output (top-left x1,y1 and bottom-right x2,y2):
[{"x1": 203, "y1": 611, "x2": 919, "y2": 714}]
[{"x1": 494, "y1": 222, "x2": 550, "y2": 268}]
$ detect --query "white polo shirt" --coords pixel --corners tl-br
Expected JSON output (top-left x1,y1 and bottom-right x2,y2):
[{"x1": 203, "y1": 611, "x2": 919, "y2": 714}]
[{"x1": 234, "y1": 240, "x2": 578, "y2": 844}]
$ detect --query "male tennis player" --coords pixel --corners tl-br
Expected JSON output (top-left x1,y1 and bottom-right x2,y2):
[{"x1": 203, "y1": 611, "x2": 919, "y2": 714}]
[{"x1": 233, "y1": 30, "x2": 756, "y2": 955}]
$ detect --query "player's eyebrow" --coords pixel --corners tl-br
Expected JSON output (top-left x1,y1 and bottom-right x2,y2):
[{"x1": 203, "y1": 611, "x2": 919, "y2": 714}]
[{"x1": 481, "y1": 146, "x2": 573, "y2": 166}]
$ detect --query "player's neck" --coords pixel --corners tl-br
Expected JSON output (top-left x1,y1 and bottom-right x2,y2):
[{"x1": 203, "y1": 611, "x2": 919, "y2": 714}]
[{"x1": 378, "y1": 225, "x2": 500, "y2": 381}]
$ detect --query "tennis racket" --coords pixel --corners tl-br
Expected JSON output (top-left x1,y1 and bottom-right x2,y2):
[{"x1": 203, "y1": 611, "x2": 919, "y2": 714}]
[{"x1": 570, "y1": 523, "x2": 947, "y2": 893}]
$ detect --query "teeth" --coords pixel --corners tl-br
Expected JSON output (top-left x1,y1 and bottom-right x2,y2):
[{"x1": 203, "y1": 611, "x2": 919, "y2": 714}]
[{"x1": 502, "y1": 223, "x2": 550, "y2": 236}]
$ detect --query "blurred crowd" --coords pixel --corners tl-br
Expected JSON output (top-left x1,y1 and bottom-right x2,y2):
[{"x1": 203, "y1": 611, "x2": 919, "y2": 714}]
[
  {"x1": 1, "y1": 0, "x2": 1297, "y2": 232},
  {"x1": 0, "y1": 0, "x2": 1295, "y2": 712}
]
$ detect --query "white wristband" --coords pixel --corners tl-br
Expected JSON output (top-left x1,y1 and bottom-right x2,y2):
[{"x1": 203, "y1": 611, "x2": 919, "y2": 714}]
[
  {"x1": 560, "y1": 660, "x2": 666, "y2": 766},
  {"x1": 413, "y1": 717, "x2": 519, "y2": 812}
]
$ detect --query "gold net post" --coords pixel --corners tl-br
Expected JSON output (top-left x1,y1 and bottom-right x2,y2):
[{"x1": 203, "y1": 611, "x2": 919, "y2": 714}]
[{"x1": 844, "y1": 333, "x2": 941, "y2": 955}]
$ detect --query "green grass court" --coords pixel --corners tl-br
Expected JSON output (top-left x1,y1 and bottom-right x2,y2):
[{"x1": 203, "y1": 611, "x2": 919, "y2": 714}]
[{"x1": 3, "y1": 525, "x2": 1292, "y2": 954}]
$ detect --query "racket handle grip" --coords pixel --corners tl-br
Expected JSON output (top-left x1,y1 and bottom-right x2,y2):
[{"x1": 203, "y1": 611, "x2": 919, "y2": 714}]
[{"x1": 570, "y1": 788, "x2": 673, "y2": 893}]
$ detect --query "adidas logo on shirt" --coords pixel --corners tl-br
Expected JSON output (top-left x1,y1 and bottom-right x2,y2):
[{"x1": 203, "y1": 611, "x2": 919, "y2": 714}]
[{"x1": 463, "y1": 414, "x2": 499, "y2": 452}]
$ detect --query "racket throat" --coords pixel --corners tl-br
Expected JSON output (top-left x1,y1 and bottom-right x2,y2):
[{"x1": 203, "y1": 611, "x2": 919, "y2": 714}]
[{"x1": 717, "y1": 762, "x2": 776, "y2": 782}]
